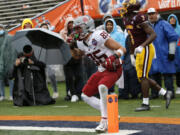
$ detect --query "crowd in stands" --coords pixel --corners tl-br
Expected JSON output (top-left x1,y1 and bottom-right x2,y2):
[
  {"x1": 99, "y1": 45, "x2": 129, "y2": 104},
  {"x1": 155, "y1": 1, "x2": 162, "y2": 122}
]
[{"x1": 0, "y1": 7, "x2": 180, "y2": 108}]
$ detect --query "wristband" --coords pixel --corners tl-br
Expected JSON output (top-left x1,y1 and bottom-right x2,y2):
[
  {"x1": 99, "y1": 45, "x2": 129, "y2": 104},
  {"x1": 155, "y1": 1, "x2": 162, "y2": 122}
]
[{"x1": 117, "y1": 49, "x2": 124, "y2": 56}]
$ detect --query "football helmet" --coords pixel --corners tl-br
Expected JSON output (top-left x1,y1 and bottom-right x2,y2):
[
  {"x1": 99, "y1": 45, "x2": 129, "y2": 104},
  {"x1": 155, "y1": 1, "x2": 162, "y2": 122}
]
[
  {"x1": 118, "y1": 0, "x2": 141, "y2": 17},
  {"x1": 73, "y1": 15, "x2": 95, "y2": 40}
]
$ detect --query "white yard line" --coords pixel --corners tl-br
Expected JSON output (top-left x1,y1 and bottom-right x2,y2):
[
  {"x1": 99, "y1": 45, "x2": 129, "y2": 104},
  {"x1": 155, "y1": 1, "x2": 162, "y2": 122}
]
[
  {"x1": 150, "y1": 105, "x2": 161, "y2": 108},
  {"x1": 0, "y1": 126, "x2": 94, "y2": 132},
  {"x1": 52, "y1": 105, "x2": 69, "y2": 108},
  {"x1": 0, "y1": 126, "x2": 142, "y2": 134},
  {"x1": 100, "y1": 130, "x2": 142, "y2": 135}
]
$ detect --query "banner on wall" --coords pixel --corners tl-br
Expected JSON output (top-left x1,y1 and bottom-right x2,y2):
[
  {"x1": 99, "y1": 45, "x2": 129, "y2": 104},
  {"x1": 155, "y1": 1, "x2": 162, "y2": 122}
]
[
  {"x1": 8, "y1": 0, "x2": 180, "y2": 35},
  {"x1": 9, "y1": 0, "x2": 83, "y2": 35}
]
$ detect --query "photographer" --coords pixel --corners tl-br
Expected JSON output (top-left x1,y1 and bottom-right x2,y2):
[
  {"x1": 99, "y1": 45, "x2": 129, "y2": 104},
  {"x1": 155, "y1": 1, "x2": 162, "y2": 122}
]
[{"x1": 12, "y1": 45, "x2": 55, "y2": 106}]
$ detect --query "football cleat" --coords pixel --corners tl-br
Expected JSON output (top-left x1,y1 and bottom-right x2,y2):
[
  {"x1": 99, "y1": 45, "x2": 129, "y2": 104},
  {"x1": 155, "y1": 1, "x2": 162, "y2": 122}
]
[
  {"x1": 95, "y1": 119, "x2": 108, "y2": 133},
  {"x1": 135, "y1": 104, "x2": 150, "y2": 112},
  {"x1": 165, "y1": 91, "x2": 172, "y2": 109}
]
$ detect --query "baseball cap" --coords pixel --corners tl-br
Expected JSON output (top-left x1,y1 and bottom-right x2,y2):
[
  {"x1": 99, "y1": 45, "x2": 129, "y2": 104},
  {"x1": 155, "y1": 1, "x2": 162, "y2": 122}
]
[{"x1": 147, "y1": 8, "x2": 157, "y2": 14}]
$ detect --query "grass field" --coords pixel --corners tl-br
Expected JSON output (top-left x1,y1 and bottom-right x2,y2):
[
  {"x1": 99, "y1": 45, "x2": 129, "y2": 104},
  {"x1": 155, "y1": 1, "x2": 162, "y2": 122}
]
[
  {"x1": 0, "y1": 82, "x2": 180, "y2": 135},
  {"x1": 0, "y1": 81, "x2": 180, "y2": 117}
]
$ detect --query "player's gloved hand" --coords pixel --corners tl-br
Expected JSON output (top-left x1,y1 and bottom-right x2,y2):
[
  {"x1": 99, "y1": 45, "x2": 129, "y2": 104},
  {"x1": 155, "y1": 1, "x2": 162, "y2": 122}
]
[
  {"x1": 134, "y1": 46, "x2": 143, "y2": 56},
  {"x1": 168, "y1": 54, "x2": 175, "y2": 61},
  {"x1": 130, "y1": 54, "x2": 136, "y2": 67},
  {"x1": 102, "y1": 54, "x2": 122, "y2": 71}
]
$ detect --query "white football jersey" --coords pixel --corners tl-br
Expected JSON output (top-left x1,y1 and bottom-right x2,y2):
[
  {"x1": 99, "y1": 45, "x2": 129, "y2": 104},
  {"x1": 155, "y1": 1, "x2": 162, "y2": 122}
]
[{"x1": 77, "y1": 30, "x2": 115, "y2": 72}]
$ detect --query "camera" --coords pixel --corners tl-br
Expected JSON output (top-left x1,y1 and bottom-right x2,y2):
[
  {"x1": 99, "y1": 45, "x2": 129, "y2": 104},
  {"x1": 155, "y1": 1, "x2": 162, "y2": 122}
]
[{"x1": 20, "y1": 57, "x2": 28, "y2": 64}]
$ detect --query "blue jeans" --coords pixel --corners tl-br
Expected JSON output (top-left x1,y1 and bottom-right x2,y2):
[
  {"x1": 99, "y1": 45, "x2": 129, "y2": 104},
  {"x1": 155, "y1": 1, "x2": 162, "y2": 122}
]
[
  {"x1": 47, "y1": 66, "x2": 57, "y2": 92},
  {"x1": 0, "y1": 79, "x2": 14, "y2": 97}
]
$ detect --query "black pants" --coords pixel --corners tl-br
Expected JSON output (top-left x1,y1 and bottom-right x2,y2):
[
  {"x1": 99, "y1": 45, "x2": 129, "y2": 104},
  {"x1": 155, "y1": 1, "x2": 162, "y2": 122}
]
[
  {"x1": 150, "y1": 73, "x2": 175, "y2": 97},
  {"x1": 176, "y1": 72, "x2": 180, "y2": 87},
  {"x1": 63, "y1": 59, "x2": 85, "y2": 97},
  {"x1": 119, "y1": 67, "x2": 141, "y2": 98}
]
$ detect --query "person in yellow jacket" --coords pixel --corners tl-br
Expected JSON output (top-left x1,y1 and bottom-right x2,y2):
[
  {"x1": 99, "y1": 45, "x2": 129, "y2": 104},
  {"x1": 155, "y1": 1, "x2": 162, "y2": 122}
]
[{"x1": 21, "y1": 18, "x2": 33, "y2": 29}]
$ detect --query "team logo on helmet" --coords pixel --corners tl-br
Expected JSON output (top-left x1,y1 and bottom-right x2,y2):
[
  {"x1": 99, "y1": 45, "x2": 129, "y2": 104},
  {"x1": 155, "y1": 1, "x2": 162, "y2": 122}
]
[{"x1": 83, "y1": 16, "x2": 89, "y2": 23}]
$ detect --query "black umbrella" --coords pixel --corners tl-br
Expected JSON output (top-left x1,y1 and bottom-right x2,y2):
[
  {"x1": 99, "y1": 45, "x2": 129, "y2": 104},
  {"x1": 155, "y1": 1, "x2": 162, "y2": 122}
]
[{"x1": 11, "y1": 28, "x2": 72, "y2": 65}]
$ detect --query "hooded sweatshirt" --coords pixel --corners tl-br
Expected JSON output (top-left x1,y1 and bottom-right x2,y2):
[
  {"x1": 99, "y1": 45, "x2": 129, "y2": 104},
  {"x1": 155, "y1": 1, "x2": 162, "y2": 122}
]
[
  {"x1": 104, "y1": 18, "x2": 125, "y2": 46},
  {"x1": 167, "y1": 14, "x2": 180, "y2": 36},
  {"x1": 59, "y1": 17, "x2": 74, "y2": 42},
  {"x1": 167, "y1": 14, "x2": 180, "y2": 71},
  {"x1": 104, "y1": 18, "x2": 125, "y2": 50}
]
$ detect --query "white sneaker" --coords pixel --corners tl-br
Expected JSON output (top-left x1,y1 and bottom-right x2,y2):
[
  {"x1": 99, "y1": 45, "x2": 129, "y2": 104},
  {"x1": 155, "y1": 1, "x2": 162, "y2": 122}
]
[
  {"x1": 9, "y1": 96, "x2": 13, "y2": 101},
  {"x1": 71, "y1": 95, "x2": 79, "y2": 102},
  {"x1": 52, "y1": 92, "x2": 59, "y2": 99},
  {"x1": 95, "y1": 119, "x2": 108, "y2": 133},
  {"x1": 176, "y1": 87, "x2": 180, "y2": 94},
  {"x1": 68, "y1": 91, "x2": 71, "y2": 96},
  {"x1": 0, "y1": 96, "x2": 5, "y2": 101}
]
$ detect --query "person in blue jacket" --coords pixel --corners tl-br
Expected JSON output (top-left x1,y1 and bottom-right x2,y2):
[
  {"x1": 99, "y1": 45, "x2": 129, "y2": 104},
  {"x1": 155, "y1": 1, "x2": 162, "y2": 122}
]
[
  {"x1": 104, "y1": 18, "x2": 125, "y2": 95},
  {"x1": 167, "y1": 14, "x2": 180, "y2": 95},
  {"x1": 147, "y1": 8, "x2": 179, "y2": 99},
  {"x1": 121, "y1": 35, "x2": 141, "y2": 99},
  {"x1": 104, "y1": 18, "x2": 136, "y2": 98},
  {"x1": 104, "y1": 18, "x2": 125, "y2": 49}
]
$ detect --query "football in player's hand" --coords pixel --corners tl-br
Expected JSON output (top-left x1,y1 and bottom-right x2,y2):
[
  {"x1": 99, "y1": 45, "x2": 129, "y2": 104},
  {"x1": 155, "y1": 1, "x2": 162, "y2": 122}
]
[{"x1": 102, "y1": 55, "x2": 121, "y2": 71}]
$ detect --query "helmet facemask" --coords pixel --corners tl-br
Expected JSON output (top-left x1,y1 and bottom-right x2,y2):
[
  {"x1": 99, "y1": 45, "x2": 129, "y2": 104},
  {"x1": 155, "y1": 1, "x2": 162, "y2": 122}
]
[
  {"x1": 73, "y1": 15, "x2": 95, "y2": 41},
  {"x1": 73, "y1": 24, "x2": 88, "y2": 41}
]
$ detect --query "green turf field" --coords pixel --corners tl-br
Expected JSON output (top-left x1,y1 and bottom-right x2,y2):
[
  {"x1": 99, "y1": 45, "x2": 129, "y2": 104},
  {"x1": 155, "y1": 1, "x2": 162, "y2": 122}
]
[
  {"x1": 0, "y1": 81, "x2": 180, "y2": 117},
  {"x1": 0, "y1": 82, "x2": 180, "y2": 135}
]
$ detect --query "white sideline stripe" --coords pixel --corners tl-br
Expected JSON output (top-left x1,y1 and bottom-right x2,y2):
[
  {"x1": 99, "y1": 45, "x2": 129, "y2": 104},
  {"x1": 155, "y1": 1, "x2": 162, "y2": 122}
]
[
  {"x1": 0, "y1": 126, "x2": 142, "y2": 134},
  {"x1": 100, "y1": 130, "x2": 142, "y2": 135},
  {"x1": 0, "y1": 126, "x2": 94, "y2": 132}
]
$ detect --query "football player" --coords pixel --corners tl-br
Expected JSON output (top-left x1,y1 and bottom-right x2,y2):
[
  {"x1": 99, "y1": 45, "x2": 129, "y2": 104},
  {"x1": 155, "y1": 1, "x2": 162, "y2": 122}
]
[
  {"x1": 70, "y1": 15, "x2": 126, "y2": 133},
  {"x1": 118, "y1": 0, "x2": 172, "y2": 111}
]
